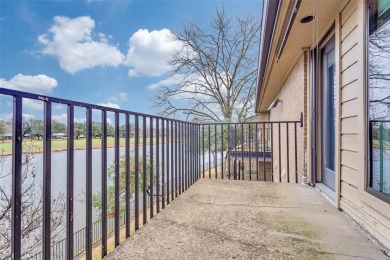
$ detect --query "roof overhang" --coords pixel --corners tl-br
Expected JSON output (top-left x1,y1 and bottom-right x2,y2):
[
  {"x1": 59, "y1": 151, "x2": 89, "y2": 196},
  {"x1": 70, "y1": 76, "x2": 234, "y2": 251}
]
[{"x1": 255, "y1": 0, "x2": 340, "y2": 113}]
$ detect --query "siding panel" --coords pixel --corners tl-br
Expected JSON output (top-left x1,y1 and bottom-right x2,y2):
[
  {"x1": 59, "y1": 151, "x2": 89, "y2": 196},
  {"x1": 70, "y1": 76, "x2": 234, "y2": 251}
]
[
  {"x1": 341, "y1": 134, "x2": 357, "y2": 152},
  {"x1": 341, "y1": 149, "x2": 358, "y2": 169},
  {"x1": 341, "y1": 98, "x2": 358, "y2": 118},
  {"x1": 341, "y1": 26, "x2": 358, "y2": 56},
  {"x1": 341, "y1": 8, "x2": 358, "y2": 40},
  {"x1": 341, "y1": 62, "x2": 358, "y2": 86},
  {"x1": 341, "y1": 116, "x2": 357, "y2": 133}
]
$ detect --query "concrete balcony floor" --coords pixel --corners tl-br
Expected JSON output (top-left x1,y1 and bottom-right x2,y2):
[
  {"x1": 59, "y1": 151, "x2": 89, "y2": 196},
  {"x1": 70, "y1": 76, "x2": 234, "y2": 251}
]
[{"x1": 105, "y1": 179, "x2": 388, "y2": 259}]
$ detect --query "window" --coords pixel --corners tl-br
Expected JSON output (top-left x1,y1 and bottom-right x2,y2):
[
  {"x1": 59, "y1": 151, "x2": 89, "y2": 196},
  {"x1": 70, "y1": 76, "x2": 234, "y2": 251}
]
[{"x1": 368, "y1": 0, "x2": 390, "y2": 200}]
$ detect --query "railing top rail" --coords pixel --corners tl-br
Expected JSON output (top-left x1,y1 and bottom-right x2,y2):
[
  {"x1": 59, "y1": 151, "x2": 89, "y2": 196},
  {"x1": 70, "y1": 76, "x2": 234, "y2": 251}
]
[
  {"x1": 0, "y1": 88, "x2": 194, "y2": 124},
  {"x1": 370, "y1": 119, "x2": 390, "y2": 123},
  {"x1": 201, "y1": 120, "x2": 302, "y2": 126}
]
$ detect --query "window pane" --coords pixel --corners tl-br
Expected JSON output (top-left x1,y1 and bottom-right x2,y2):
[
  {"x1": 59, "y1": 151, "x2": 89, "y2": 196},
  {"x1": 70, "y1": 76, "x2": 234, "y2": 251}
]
[{"x1": 368, "y1": 0, "x2": 390, "y2": 195}]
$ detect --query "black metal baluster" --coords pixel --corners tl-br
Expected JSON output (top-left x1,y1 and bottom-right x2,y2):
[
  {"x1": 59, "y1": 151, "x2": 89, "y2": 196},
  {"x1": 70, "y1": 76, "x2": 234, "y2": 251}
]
[
  {"x1": 86, "y1": 107, "x2": 93, "y2": 260},
  {"x1": 156, "y1": 118, "x2": 160, "y2": 213},
  {"x1": 286, "y1": 123, "x2": 290, "y2": 183},
  {"x1": 43, "y1": 101, "x2": 52, "y2": 259},
  {"x1": 241, "y1": 124, "x2": 244, "y2": 181},
  {"x1": 294, "y1": 123, "x2": 298, "y2": 184},
  {"x1": 263, "y1": 123, "x2": 266, "y2": 181},
  {"x1": 114, "y1": 112, "x2": 120, "y2": 246},
  {"x1": 208, "y1": 125, "x2": 211, "y2": 178},
  {"x1": 270, "y1": 123, "x2": 274, "y2": 182},
  {"x1": 161, "y1": 119, "x2": 165, "y2": 209},
  {"x1": 278, "y1": 122, "x2": 281, "y2": 182},
  {"x1": 202, "y1": 125, "x2": 205, "y2": 178},
  {"x1": 149, "y1": 117, "x2": 154, "y2": 219},
  {"x1": 134, "y1": 115, "x2": 140, "y2": 230},
  {"x1": 249, "y1": 123, "x2": 252, "y2": 181},
  {"x1": 214, "y1": 124, "x2": 217, "y2": 179},
  {"x1": 67, "y1": 104, "x2": 74, "y2": 259},
  {"x1": 255, "y1": 123, "x2": 259, "y2": 181},
  {"x1": 221, "y1": 124, "x2": 224, "y2": 179},
  {"x1": 234, "y1": 124, "x2": 237, "y2": 180},
  {"x1": 142, "y1": 116, "x2": 147, "y2": 224},
  {"x1": 125, "y1": 114, "x2": 130, "y2": 237},
  {"x1": 228, "y1": 124, "x2": 231, "y2": 180},
  {"x1": 166, "y1": 120, "x2": 170, "y2": 205},
  {"x1": 171, "y1": 120, "x2": 174, "y2": 201},
  {"x1": 178, "y1": 122, "x2": 181, "y2": 195},
  {"x1": 174, "y1": 121, "x2": 178, "y2": 198},
  {"x1": 101, "y1": 111, "x2": 108, "y2": 256}
]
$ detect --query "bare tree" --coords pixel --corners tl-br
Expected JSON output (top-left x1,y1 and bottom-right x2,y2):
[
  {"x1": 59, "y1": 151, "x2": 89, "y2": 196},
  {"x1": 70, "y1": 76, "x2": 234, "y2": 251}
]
[
  {"x1": 153, "y1": 8, "x2": 261, "y2": 123},
  {"x1": 0, "y1": 143, "x2": 66, "y2": 259},
  {"x1": 368, "y1": 15, "x2": 390, "y2": 120}
]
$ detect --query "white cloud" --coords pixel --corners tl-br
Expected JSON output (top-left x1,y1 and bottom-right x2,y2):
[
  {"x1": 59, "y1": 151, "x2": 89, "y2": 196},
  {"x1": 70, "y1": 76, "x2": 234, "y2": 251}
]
[
  {"x1": 0, "y1": 74, "x2": 57, "y2": 94},
  {"x1": 24, "y1": 99, "x2": 43, "y2": 110},
  {"x1": 148, "y1": 74, "x2": 183, "y2": 90},
  {"x1": 117, "y1": 92, "x2": 127, "y2": 101},
  {"x1": 52, "y1": 113, "x2": 68, "y2": 124},
  {"x1": 124, "y1": 29, "x2": 181, "y2": 77},
  {"x1": 97, "y1": 102, "x2": 120, "y2": 109},
  {"x1": 38, "y1": 16, "x2": 124, "y2": 74},
  {"x1": 109, "y1": 92, "x2": 128, "y2": 102}
]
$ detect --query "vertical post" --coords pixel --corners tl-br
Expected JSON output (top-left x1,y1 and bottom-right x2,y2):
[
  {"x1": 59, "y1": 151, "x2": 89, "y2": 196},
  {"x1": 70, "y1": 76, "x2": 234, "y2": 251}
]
[
  {"x1": 286, "y1": 123, "x2": 290, "y2": 183},
  {"x1": 125, "y1": 114, "x2": 130, "y2": 237},
  {"x1": 101, "y1": 111, "x2": 107, "y2": 256},
  {"x1": 178, "y1": 122, "x2": 181, "y2": 195},
  {"x1": 170, "y1": 120, "x2": 174, "y2": 200},
  {"x1": 43, "y1": 101, "x2": 52, "y2": 259},
  {"x1": 161, "y1": 119, "x2": 165, "y2": 209},
  {"x1": 379, "y1": 122, "x2": 384, "y2": 192},
  {"x1": 182, "y1": 123, "x2": 185, "y2": 191},
  {"x1": 174, "y1": 121, "x2": 177, "y2": 198},
  {"x1": 263, "y1": 123, "x2": 266, "y2": 181},
  {"x1": 67, "y1": 104, "x2": 74, "y2": 259},
  {"x1": 156, "y1": 118, "x2": 160, "y2": 213},
  {"x1": 294, "y1": 123, "x2": 298, "y2": 184},
  {"x1": 234, "y1": 124, "x2": 237, "y2": 180},
  {"x1": 241, "y1": 124, "x2": 244, "y2": 181},
  {"x1": 249, "y1": 124, "x2": 252, "y2": 181},
  {"x1": 202, "y1": 125, "x2": 205, "y2": 178},
  {"x1": 134, "y1": 115, "x2": 139, "y2": 230},
  {"x1": 208, "y1": 125, "x2": 211, "y2": 178},
  {"x1": 255, "y1": 123, "x2": 259, "y2": 181},
  {"x1": 214, "y1": 124, "x2": 217, "y2": 179},
  {"x1": 86, "y1": 107, "x2": 93, "y2": 260},
  {"x1": 278, "y1": 123, "x2": 281, "y2": 182},
  {"x1": 221, "y1": 124, "x2": 224, "y2": 179},
  {"x1": 142, "y1": 116, "x2": 147, "y2": 225},
  {"x1": 270, "y1": 123, "x2": 274, "y2": 182},
  {"x1": 166, "y1": 120, "x2": 170, "y2": 205},
  {"x1": 114, "y1": 112, "x2": 120, "y2": 246},
  {"x1": 149, "y1": 117, "x2": 154, "y2": 219},
  {"x1": 228, "y1": 124, "x2": 231, "y2": 180}
]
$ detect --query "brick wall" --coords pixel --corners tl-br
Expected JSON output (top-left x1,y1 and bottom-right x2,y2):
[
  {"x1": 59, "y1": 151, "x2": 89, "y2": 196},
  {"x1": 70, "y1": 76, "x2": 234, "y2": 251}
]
[{"x1": 268, "y1": 53, "x2": 307, "y2": 183}]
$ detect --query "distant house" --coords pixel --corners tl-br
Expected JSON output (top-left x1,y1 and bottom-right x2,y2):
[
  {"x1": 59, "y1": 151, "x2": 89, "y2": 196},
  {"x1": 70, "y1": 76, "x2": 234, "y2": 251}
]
[
  {"x1": 257, "y1": 0, "x2": 389, "y2": 249},
  {"x1": 52, "y1": 133, "x2": 66, "y2": 139}
]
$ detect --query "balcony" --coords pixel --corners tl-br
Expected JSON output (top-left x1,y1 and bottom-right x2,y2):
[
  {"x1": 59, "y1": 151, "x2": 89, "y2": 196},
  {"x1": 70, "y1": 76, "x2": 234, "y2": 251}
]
[
  {"x1": 106, "y1": 179, "x2": 385, "y2": 259},
  {"x1": 0, "y1": 88, "x2": 386, "y2": 259}
]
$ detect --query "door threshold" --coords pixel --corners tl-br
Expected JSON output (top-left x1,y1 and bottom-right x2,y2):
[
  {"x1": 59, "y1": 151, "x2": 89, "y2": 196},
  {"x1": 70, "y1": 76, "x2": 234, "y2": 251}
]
[{"x1": 315, "y1": 183, "x2": 336, "y2": 204}]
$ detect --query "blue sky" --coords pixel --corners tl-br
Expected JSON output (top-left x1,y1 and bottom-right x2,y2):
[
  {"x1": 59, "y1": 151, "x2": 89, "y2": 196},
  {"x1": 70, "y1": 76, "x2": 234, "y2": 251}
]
[{"x1": 0, "y1": 0, "x2": 262, "y2": 123}]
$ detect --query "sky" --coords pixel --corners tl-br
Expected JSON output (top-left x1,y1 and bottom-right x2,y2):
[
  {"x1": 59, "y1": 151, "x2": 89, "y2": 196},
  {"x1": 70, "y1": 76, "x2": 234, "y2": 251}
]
[{"x1": 0, "y1": 0, "x2": 262, "y2": 124}]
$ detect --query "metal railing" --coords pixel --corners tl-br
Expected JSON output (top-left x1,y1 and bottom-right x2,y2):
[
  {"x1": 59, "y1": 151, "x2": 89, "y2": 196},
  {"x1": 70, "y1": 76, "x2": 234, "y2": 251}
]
[
  {"x1": 1, "y1": 88, "x2": 200, "y2": 260},
  {"x1": 200, "y1": 117, "x2": 303, "y2": 183},
  {"x1": 1, "y1": 88, "x2": 303, "y2": 259},
  {"x1": 369, "y1": 120, "x2": 390, "y2": 196}
]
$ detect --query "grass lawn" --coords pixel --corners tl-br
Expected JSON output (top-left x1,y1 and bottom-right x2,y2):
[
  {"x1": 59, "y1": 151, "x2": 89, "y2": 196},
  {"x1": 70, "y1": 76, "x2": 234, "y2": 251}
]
[{"x1": 0, "y1": 137, "x2": 157, "y2": 156}]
